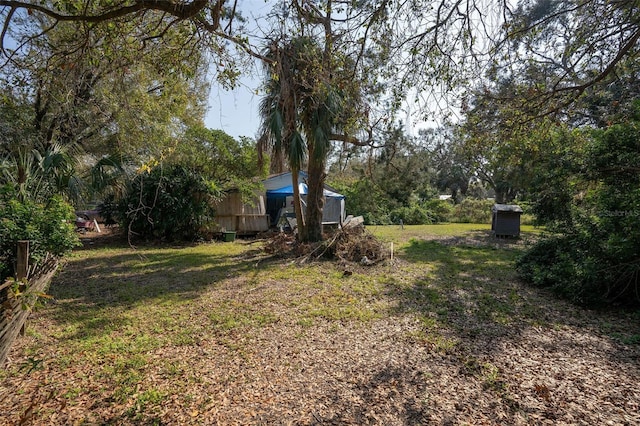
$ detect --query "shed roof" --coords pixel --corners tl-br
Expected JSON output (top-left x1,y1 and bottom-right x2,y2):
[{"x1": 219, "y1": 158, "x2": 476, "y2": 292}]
[
  {"x1": 263, "y1": 171, "x2": 308, "y2": 191},
  {"x1": 492, "y1": 204, "x2": 523, "y2": 213}
]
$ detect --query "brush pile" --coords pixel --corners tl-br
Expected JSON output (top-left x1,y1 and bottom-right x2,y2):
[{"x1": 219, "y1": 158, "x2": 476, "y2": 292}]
[
  {"x1": 262, "y1": 231, "x2": 298, "y2": 257},
  {"x1": 263, "y1": 224, "x2": 389, "y2": 265},
  {"x1": 326, "y1": 226, "x2": 389, "y2": 265}
]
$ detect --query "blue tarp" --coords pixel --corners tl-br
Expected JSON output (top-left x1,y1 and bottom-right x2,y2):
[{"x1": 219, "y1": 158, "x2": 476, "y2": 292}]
[{"x1": 266, "y1": 183, "x2": 345, "y2": 199}]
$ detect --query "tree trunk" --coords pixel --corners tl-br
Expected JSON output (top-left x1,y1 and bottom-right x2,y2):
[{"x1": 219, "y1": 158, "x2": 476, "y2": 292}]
[
  {"x1": 494, "y1": 186, "x2": 516, "y2": 204},
  {"x1": 291, "y1": 167, "x2": 306, "y2": 237},
  {"x1": 301, "y1": 155, "x2": 326, "y2": 243}
]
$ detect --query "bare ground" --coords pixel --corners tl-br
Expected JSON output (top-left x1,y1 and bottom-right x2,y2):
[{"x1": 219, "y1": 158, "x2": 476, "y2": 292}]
[{"x1": 1, "y1": 230, "x2": 639, "y2": 425}]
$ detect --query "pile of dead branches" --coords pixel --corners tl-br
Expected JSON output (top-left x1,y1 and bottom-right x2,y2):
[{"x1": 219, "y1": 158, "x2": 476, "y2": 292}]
[
  {"x1": 262, "y1": 232, "x2": 297, "y2": 257},
  {"x1": 263, "y1": 226, "x2": 390, "y2": 266},
  {"x1": 329, "y1": 226, "x2": 390, "y2": 265}
]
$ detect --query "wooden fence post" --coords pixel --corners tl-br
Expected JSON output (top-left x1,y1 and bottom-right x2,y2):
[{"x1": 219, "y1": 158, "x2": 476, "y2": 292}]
[
  {"x1": 1, "y1": 241, "x2": 59, "y2": 366},
  {"x1": 16, "y1": 241, "x2": 29, "y2": 279},
  {"x1": 17, "y1": 241, "x2": 29, "y2": 336}
]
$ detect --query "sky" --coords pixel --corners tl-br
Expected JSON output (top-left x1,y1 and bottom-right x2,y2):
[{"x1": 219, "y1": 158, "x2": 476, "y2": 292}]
[
  {"x1": 203, "y1": 78, "x2": 437, "y2": 141},
  {"x1": 202, "y1": 66, "x2": 431, "y2": 142},
  {"x1": 204, "y1": 76, "x2": 262, "y2": 141},
  {"x1": 203, "y1": 0, "x2": 270, "y2": 141}
]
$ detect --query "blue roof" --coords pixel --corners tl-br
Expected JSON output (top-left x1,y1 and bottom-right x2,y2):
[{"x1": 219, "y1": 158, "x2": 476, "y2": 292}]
[{"x1": 266, "y1": 183, "x2": 345, "y2": 199}]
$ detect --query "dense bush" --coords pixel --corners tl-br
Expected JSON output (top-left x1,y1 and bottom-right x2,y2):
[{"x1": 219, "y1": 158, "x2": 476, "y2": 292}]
[
  {"x1": 362, "y1": 210, "x2": 393, "y2": 226},
  {"x1": 449, "y1": 198, "x2": 494, "y2": 223},
  {"x1": 0, "y1": 186, "x2": 80, "y2": 281},
  {"x1": 389, "y1": 199, "x2": 454, "y2": 225},
  {"x1": 104, "y1": 165, "x2": 221, "y2": 241},
  {"x1": 516, "y1": 226, "x2": 640, "y2": 306},
  {"x1": 331, "y1": 174, "x2": 458, "y2": 225},
  {"x1": 425, "y1": 199, "x2": 455, "y2": 223},
  {"x1": 517, "y1": 113, "x2": 640, "y2": 307},
  {"x1": 516, "y1": 234, "x2": 601, "y2": 305},
  {"x1": 329, "y1": 178, "x2": 391, "y2": 225},
  {"x1": 390, "y1": 203, "x2": 433, "y2": 225},
  {"x1": 514, "y1": 200, "x2": 536, "y2": 226}
]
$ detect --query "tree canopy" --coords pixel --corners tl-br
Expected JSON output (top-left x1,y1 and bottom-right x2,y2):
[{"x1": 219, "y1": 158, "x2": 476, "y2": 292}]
[{"x1": 1, "y1": 1, "x2": 639, "y2": 305}]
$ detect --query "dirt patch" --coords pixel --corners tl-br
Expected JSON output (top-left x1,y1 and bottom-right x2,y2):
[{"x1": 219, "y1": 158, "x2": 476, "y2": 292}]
[{"x1": 76, "y1": 225, "x2": 128, "y2": 249}]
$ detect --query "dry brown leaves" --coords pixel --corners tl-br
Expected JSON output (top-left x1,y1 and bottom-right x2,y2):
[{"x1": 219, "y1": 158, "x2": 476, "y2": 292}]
[
  {"x1": 262, "y1": 231, "x2": 298, "y2": 256},
  {"x1": 1, "y1": 232, "x2": 639, "y2": 425},
  {"x1": 5, "y1": 314, "x2": 638, "y2": 425}
]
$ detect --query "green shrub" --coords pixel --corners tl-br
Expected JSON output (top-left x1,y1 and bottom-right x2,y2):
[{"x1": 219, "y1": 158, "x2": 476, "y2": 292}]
[
  {"x1": 518, "y1": 111, "x2": 640, "y2": 307},
  {"x1": 514, "y1": 201, "x2": 536, "y2": 225},
  {"x1": 390, "y1": 204, "x2": 433, "y2": 225},
  {"x1": 449, "y1": 198, "x2": 493, "y2": 223},
  {"x1": 515, "y1": 231, "x2": 639, "y2": 306},
  {"x1": 516, "y1": 236, "x2": 578, "y2": 287},
  {"x1": 108, "y1": 165, "x2": 221, "y2": 241},
  {"x1": 330, "y1": 178, "x2": 393, "y2": 225},
  {"x1": 389, "y1": 199, "x2": 454, "y2": 225},
  {"x1": 0, "y1": 185, "x2": 80, "y2": 281},
  {"x1": 362, "y1": 210, "x2": 393, "y2": 225},
  {"x1": 423, "y1": 199, "x2": 454, "y2": 223},
  {"x1": 519, "y1": 213, "x2": 536, "y2": 226}
]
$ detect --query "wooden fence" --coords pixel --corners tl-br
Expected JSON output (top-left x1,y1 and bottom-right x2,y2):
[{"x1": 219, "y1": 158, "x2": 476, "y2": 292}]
[{"x1": 0, "y1": 241, "x2": 59, "y2": 366}]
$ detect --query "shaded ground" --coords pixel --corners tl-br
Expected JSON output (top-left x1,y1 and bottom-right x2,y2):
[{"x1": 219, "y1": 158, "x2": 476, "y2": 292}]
[
  {"x1": 76, "y1": 225, "x2": 129, "y2": 249},
  {"x1": 1, "y1": 226, "x2": 639, "y2": 425}
]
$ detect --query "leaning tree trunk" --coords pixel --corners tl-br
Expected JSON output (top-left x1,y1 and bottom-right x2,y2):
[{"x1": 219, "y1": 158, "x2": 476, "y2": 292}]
[{"x1": 301, "y1": 155, "x2": 326, "y2": 243}]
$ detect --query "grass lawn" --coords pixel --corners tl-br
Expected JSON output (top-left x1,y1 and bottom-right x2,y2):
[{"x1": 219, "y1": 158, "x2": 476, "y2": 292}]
[{"x1": 1, "y1": 224, "x2": 638, "y2": 425}]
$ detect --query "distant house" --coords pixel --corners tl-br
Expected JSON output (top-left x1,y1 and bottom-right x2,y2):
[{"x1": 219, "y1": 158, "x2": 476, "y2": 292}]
[
  {"x1": 213, "y1": 189, "x2": 270, "y2": 235},
  {"x1": 263, "y1": 172, "x2": 346, "y2": 226}
]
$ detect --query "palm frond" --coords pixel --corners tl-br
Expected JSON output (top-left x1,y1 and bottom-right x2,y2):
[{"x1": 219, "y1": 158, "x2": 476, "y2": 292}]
[
  {"x1": 89, "y1": 154, "x2": 132, "y2": 200},
  {"x1": 288, "y1": 131, "x2": 307, "y2": 171}
]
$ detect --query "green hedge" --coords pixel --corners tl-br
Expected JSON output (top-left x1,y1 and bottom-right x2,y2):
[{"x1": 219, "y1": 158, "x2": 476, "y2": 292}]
[
  {"x1": 517, "y1": 113, "x2": 640, "y2": 307},
  {"x1": 0, "y1": 186, "x2": 80, "y2": 281},
  {"x1": 390, "y1": 199, "x2": 454, "y2": 225},
  {"x1": 102, "y1": 165, "x2": 221, "y2": 241},
  {"x1": 449, "y1": 199, "x2": 494, "y2": 223}
]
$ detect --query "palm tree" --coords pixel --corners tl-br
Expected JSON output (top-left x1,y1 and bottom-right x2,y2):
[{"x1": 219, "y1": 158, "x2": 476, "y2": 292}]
[
  {"x1": 89, "y1": 153, "x2": 132, "y2": 202},
  {"x1": 259, "y1": 38, "x2": 311, "y2": 238},
  {"x1": 0, "y1": 141, "x2": 83, "y2": 204},
  {"x1": 298, "y1": 83, "x2": 342, "y2": 242},
  {"x1": 258, "y1": 35, "x2": 350, "y2": 242}
]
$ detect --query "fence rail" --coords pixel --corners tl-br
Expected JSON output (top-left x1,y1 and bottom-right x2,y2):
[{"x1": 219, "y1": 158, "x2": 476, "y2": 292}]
[{"x1": 0, "y1": 242, "x2": 58, "y2": 366}]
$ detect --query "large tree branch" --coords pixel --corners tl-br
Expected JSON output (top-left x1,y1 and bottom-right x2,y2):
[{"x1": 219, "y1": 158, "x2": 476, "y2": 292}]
[
  {"x1": 0, "y1": 0, "x2": 277, "y2": 65},
  {"x1": 395, "y1": 0, "x2": 464, "y2": 51},
  {"x1": 0, "y1": 5, "x2": 14, "y2": 52},
  {"x1": 552, "y1": 27, "x2": 640, "y2": 96},
  {"x1": 351, "y1": 0, "x2": 391, "y2": 79},
  {"x1": 0, "y1": 0, "x2": 211, "y2": 23},
  {"x1": 193, "y1": 15, "x2": 273, "y2": 64},
  {"x1": 330, "y1": 133, "x2": 369, "y2": 145},
  {"x1": 330, "y1": 115, "x2": 387, "y2": 147},
  {"x1": 498, "y1": 0, "x2": 589, "y2": 49},
  {"x1": 0, "y1": 0, "x2": 216, "y2": 59}
]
